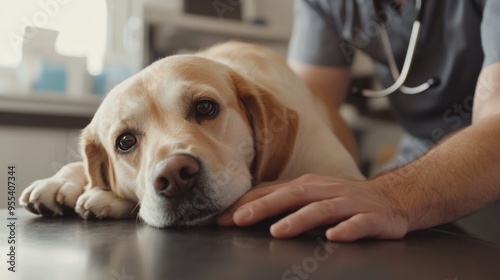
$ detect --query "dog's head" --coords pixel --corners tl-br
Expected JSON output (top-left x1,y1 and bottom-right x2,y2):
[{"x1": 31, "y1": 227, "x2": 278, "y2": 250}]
[{"x1": 81, "y1": 55, "x2": 298, "y2": 227}]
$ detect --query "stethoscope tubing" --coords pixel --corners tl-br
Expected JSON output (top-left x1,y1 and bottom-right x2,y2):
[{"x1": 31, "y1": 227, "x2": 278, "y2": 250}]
[{"x1": 361, "y1": 0, "x2": 437, "y2": 97}]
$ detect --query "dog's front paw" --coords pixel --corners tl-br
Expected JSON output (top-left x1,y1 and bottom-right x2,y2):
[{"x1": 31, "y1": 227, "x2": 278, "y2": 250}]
[
  {"x1": 75, "y1": 188, "x2": 137, "y2": 220},
  {"x1": 20, "y1": 171, "x2": 86, "y2": 217}
]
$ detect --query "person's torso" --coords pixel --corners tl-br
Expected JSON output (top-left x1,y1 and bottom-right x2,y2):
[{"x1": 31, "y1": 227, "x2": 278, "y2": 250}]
[{"x1": 322, "y1": 0, "x2": 485, "y2": 141}]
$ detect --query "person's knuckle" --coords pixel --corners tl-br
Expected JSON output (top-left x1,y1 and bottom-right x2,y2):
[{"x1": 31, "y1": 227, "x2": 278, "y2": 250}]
[
  {"x1": 246, "y1": 188, "x2": 270, "y2": 201},
  {"x1": 287, "y1": 184, "x2": 307, "y2": 198},
  {"x1": 345, "y1": 217, "x2": 365, "y2": 236},
  {"x1": 297, "y1": 173, "x2": 315, "y2": 183},
  {"x1": 312, "y1": 200, "x2": 336, "y2": 217},
  {"x1": 358, "y1": 214, "x2": 375, "y2": 230},
  {"x1": 252, "y1": 197, "x2": 272, "y2": 210},
  {"x1": 290, "y1": 211, "x2": 309, "y2": 224}
]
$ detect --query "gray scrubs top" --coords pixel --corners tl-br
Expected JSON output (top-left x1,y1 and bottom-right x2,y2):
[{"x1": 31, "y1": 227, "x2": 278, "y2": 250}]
[{"x1": 288, "y1": 0, "x2": 500, "y2": 143}]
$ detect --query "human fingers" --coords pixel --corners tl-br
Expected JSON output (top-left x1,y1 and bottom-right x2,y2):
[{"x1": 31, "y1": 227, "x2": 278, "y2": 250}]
[
  {"x1": 229, "y1": 182, "x2": 344, "y2": 227},
  {"x1": 326, "y1": 213, "x2": 408, "y2": 242},
  {"x1": 216, "y1": 182, "x2": 287, "y2": 226},
  {"x1": 269, "y1": 197, "x2": 355, "y2": 238}
]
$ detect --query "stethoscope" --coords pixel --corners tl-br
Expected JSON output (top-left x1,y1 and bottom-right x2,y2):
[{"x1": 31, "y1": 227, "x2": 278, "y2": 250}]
[{"x1": 361, "y1": 0, "x2": 439, "y2": 97}]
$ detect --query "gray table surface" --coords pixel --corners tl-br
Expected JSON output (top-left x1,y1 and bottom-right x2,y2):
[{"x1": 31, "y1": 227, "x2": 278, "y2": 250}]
[{"x1": 1, "y1": 209, "x2": 500, "y2": 280}]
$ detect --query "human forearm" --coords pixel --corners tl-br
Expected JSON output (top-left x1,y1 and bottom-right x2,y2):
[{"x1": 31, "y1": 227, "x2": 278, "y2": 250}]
[
  {"x1": 473, "y1": 63, "x2": 500, "y2": 123},
  {"x1": 370, "y1": 115, "x2": 500, "y2": 232}
]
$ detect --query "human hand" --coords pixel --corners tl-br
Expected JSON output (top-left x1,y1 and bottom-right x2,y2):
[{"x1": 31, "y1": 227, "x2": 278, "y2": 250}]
[{"x1": 217, "y1": 174, "x2": 410, "y2": 242}]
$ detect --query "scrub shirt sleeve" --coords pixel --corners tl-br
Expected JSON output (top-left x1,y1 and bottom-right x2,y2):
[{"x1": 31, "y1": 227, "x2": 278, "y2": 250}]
[
  {"x1": 481, "y1": 0, "x2": 500, "y2": 68},
  {"x1": 288, "y1": 0, "x2": 353, "y2": 67}
]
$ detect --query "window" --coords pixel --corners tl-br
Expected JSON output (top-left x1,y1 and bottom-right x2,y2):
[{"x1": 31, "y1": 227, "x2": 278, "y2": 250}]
[{"x1": 0, "y1": 0, "x2": 107, "y2": 75}]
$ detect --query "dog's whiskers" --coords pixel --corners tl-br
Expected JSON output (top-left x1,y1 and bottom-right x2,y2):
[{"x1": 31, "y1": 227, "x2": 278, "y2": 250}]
[
  {"x1": 131, "y1": 202, "x2": 141, "y2": 215},
  {"x1": 132, "y1": 202, "x2": 143, "y2": 225}
]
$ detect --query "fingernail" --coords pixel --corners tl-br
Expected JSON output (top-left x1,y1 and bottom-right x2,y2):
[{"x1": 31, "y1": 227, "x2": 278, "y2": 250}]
[
  {"x1": 234, "y1": 207, "x2": 252, "y2": 222},
  {"x1": 271, "y1": 221, "x2": 290, "y2": 235}
]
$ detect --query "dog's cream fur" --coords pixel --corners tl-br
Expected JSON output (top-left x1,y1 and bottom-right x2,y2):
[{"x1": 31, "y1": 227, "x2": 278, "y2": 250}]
[{"x1": 20, "y1": 42, "x2": 363, "y2": 227}]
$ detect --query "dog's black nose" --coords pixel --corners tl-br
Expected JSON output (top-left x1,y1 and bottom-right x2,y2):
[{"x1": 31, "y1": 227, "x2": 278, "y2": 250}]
[{"x1": 152, "y1": 154, "x2": 200, "y2": 197}]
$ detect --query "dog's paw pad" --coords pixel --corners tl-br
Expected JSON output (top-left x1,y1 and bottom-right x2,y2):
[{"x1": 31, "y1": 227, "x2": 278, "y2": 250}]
[
  {"x1": 61, "y1": 204, "x2": 77, "y2": 216},
  {"x1": 26, "y1": 203, "x2": 39, "y2": 215},
  {"x1": 38, "y1": 204, "x2": 56, "y2": 217},
  {"x1": 86, "y1": 211, "x2": 98, "y2": 220},
  {"x1": 79, "y1": 207, "x2": 111, "y2": 220}
]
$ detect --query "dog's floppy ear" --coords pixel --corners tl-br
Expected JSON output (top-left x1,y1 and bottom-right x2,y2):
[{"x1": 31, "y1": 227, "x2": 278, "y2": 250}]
[
  {"x1": 231, "y1": 72, "x2": 299, "y2": 183},
  {"x1": 80, "y1": 127, "x2": 114, "y2": 190}
]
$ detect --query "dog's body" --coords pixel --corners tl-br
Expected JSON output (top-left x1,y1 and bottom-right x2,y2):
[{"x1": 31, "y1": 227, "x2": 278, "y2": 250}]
[{"x1": 20, "y1": 42, "x2": 363, "y2": 227}]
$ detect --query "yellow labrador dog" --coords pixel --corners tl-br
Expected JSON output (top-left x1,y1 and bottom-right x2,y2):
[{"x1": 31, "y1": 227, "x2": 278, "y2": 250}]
[{"x1": 20, "y1": 42, "x2": 363, "y2": 227}]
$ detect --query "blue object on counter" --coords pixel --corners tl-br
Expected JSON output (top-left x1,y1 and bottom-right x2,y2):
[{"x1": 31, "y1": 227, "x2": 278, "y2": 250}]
[
  {"x1": 33, "y1": 60, "x2": 67, "y2": 93},
  {"x1": 92, "y1": 64, "x2": 134, "y2": 96}
]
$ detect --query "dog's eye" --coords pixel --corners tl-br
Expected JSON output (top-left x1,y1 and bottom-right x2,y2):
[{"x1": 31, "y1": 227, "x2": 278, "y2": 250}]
[
  {"x1": 116, "y1": 133, "x2": 137, "y2": 152},
  {"x1": 195, "y1": 100, "x2": 219, "y2": 119}
]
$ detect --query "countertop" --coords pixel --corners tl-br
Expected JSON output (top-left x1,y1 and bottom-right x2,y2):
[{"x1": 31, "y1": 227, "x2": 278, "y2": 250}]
[
  {"x1": 0, "y1": 94, "x2": 100, "y2": 128},
  {"x1": 1, "y1": 209, "x2": 500, "y2": 280}
]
